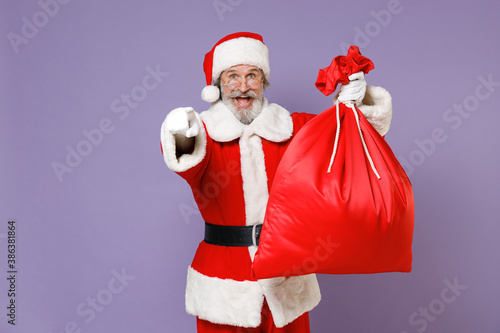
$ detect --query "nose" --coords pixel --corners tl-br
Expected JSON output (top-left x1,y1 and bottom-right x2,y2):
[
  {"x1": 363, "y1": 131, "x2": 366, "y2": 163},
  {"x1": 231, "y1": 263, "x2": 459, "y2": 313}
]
[{"x1": 237, "y1": 81, "x2": 250, "y2": 92}]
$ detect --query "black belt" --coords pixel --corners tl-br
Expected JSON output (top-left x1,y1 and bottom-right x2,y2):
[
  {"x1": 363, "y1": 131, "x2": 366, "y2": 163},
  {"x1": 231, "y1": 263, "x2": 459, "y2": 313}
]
[{"x1": 204, "y1": 222, "x2": 262, "y2": 247}]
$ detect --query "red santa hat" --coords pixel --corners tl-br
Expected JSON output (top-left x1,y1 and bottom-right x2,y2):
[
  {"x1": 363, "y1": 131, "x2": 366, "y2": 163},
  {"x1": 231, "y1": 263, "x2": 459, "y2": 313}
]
[{"x1": 201, "y1": 32, "x2": 270, "y2": 103}]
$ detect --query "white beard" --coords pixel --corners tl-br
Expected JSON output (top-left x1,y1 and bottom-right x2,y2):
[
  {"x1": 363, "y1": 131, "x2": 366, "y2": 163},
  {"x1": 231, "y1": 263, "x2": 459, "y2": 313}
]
[{"x1": 221, "y1": 90, "x2": 263, "y2": 125}]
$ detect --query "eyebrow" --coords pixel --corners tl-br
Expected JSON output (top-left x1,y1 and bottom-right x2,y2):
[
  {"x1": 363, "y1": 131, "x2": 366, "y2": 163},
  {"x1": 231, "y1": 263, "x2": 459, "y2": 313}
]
[{"x1": 224, "y1": 68, "x2": 261, "y2": 75}]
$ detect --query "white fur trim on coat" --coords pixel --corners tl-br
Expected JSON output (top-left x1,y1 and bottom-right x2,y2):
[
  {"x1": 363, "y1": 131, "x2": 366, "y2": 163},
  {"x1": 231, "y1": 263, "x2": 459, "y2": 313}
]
[
  {"x1": 200, "y1": 98, "x2": 293, "y2": 143},
  {"x1": 160, "y1": 111, "x2": 207, "y2": 173},
  {"x1": 185, "y1": 266, "x2": 265, "y2": 327},
  {"x1": 239, "y1": 133, "x2": 268, "y2": 228},
  {"x1": 186, "y1": 266, "x2": 321, "y2": 328}
]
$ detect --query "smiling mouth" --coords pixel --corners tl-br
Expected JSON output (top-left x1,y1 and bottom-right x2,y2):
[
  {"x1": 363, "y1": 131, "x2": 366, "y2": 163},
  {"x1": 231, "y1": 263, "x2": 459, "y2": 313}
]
[{"x1": 234, "y1": 96, "x2": 252, "y2": 108}]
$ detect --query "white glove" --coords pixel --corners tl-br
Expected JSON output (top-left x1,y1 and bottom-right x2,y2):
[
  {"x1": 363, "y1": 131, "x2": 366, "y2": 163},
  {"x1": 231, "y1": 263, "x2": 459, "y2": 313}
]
[
  {"x1": 337, "y1": 72, "x2": 367, "y2": 106},
  {"x1": 166, "y1": 107, "x2": 200, "y2": 138}
]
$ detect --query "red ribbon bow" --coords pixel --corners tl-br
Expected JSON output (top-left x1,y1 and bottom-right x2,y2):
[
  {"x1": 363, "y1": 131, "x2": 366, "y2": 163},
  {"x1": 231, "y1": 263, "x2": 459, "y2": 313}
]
[{"x1": 315, "y1": 45, "x2": 374, "y2": 96}]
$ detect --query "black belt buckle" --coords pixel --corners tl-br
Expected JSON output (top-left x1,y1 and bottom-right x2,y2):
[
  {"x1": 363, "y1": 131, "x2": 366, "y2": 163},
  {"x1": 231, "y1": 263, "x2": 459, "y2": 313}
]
[{"x1": 204, "y1": 222, "x2": 263, "y2": 247}]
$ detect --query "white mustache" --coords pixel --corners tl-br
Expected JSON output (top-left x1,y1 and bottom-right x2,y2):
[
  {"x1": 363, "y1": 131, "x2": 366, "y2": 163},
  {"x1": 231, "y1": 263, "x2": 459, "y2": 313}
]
[{"x1": 227, "y1": 90, "x2": 259, "y2": 99}]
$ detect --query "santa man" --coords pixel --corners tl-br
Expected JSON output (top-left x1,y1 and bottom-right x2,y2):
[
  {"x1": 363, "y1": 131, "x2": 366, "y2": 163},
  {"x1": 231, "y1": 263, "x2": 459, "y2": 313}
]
[{"x1": 160, "y1": 32, "x2": 392, "y2": 332}]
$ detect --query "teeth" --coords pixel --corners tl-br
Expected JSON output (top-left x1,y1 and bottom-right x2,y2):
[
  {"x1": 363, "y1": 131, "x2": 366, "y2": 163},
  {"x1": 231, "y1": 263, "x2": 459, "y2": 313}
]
[{"x1": 235, "y1": 97, "x2": 251, "y2": 107}]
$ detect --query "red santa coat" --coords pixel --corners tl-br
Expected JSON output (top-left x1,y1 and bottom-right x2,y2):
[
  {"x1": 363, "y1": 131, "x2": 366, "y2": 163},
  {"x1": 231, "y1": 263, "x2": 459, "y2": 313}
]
[{"x1": 161, "y1": 87, "x2": 392, "y2": 328}]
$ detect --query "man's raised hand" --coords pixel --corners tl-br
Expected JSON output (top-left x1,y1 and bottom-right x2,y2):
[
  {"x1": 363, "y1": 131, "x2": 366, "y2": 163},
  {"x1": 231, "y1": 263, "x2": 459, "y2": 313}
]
[
  {"x1": 337, "y1": 71, "x2": 367, "y2": 106},
  {"x1": 166, "y1": 107, "x2": 200, "y2": 138}
]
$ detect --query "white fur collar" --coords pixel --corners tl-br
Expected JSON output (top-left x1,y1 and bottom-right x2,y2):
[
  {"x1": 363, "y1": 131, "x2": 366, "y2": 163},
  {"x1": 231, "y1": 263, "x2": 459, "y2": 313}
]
[{"x1": 200, "y1": 98, "x2": 293, "y2": 142}]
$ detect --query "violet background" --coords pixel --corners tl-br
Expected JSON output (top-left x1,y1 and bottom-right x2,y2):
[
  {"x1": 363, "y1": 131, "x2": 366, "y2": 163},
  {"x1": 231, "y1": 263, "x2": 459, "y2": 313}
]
[{"x1": 1, "y1": 0, "x2": 499, "y2": 332}]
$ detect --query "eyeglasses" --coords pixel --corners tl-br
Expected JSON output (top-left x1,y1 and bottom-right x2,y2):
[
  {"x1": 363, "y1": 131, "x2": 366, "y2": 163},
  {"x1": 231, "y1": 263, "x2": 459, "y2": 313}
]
[{"x1": 223, "y1": 77, "x2": 263, "y2": 90}]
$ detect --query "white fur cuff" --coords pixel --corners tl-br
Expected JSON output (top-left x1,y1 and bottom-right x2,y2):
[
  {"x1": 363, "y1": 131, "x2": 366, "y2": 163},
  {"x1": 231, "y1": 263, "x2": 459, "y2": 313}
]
[
  {"x1": 357, "y1": 85, "x2": 393, "y2": 136},
  {"x1": 259, "y1": 274, "x2": 321, "y2": 328},
  {"x1": 160, "y1": 112, "x2": 207, "y2": 172}
]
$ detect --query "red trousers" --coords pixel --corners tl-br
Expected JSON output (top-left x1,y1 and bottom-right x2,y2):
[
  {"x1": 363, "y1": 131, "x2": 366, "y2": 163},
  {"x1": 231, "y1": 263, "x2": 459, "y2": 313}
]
[{"x1": 196, "y1": 299, "x2": 310, "y2": 333}]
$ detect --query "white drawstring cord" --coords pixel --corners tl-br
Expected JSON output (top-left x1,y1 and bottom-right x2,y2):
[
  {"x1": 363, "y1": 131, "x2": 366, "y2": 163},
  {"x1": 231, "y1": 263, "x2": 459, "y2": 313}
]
[
  {"x1": 327, "y1": 101, "x2": 381, "y2": 179},
  {"x1": 327, "y1": 100, "x2": 341, "y2": 173},
  {"x1": 349, "y1": 103, "x2": 381, "y2": 179}
]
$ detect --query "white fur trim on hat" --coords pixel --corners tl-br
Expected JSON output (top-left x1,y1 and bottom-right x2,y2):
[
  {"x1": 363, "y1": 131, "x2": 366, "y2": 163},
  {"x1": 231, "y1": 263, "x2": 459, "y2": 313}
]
[{"x1": 212, "y1": 37, "x2": 270, "y2": 82}]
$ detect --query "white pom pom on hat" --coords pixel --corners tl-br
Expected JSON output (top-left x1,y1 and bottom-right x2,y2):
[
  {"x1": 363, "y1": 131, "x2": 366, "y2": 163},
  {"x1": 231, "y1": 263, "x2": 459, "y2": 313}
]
[
  {"x1": 201, "y1": 85, "x2": 220, "y2": 103},
  {"x1": 201, "y1": 32, "x2": 270, "y2": 103}
]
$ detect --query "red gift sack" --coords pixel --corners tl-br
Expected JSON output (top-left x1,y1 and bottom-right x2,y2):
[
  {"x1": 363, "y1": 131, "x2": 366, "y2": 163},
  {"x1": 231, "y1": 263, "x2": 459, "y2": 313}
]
[{"x1": 252, "y1": 47, "x2": 414, "y2": 278}]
